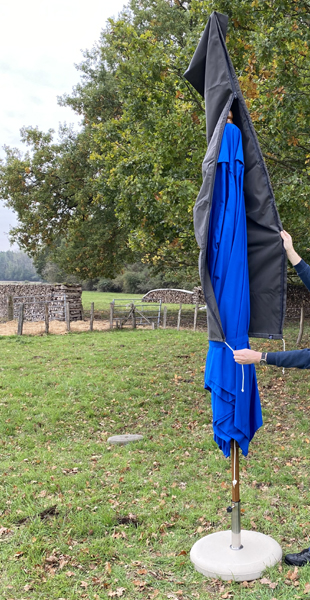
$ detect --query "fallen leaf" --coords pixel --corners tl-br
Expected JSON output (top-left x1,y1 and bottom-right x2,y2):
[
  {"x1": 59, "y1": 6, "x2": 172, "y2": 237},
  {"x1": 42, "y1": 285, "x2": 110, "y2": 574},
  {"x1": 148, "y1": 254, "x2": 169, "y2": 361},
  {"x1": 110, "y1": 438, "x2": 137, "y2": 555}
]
[
  {"x1": 260, "y1": 578, "x2": 271, "y2": 585},
  {"x1": 304, "y1": 582, "x2": 310, "y2": 593},
  {"x1": 133, "y1": 580, "x2": 146, "y2": 587},
  {"x1": 66, "y1": 571, "x2": 75, "y2": 577},
  {"x1": 287, "y1": 566, "x2": 299, "y2": 581},
  {"x1": 105, "y1": 561, "x2": 112, "y2": 575}
]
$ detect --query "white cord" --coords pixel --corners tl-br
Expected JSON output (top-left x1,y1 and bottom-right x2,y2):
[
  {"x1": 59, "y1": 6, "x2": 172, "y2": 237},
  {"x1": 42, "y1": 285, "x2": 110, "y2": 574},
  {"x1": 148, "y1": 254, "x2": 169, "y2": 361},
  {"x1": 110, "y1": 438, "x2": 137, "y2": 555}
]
[
  {"x1": 232, "y1": 439, "x2": 237, "y2": 487},
  {"x1": 282, "y1": 337, "x2": 285, "y2": 375},
  {"x1": 225, "y1": 341, "x2": 244, "y2": 393}
]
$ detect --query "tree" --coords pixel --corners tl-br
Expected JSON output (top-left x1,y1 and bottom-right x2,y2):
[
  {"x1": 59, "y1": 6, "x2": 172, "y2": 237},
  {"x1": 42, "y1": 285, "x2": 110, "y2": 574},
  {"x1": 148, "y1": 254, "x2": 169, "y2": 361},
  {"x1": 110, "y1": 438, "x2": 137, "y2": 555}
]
[{"x1": 0, "y1": 250, "x2": 41, "y2": 281}]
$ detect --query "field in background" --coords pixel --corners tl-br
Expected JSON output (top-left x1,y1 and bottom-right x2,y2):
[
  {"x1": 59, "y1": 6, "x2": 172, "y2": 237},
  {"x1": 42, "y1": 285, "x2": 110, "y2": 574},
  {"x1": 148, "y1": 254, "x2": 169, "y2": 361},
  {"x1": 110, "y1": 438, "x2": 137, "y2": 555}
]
[
  {"x1": 82, "y1": 291, "x2": 195, "y2": 313},
  {"x1": 0, "y1": 325, "x2": 310, "y2": 598}
]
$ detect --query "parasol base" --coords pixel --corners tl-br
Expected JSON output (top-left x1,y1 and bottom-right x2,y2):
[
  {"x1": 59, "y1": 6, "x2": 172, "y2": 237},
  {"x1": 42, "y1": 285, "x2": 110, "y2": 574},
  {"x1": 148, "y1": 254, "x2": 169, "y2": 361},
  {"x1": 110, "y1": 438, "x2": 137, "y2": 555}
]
[{"x1": 190, "y1": 529, "x2": 282, "y2": 581}]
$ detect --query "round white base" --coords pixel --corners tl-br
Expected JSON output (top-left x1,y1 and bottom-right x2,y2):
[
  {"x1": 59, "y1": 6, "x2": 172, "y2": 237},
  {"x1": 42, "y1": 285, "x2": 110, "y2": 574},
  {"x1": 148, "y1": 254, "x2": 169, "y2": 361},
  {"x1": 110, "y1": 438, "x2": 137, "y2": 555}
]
[{"x1": 190, "y1": 530, "x2": 282, "y2": 581}]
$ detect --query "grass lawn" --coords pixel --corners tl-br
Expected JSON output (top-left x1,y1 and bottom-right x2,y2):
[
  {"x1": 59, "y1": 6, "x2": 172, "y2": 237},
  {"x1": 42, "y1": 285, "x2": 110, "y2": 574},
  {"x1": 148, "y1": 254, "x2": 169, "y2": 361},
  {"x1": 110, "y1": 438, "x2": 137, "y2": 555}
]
[
  {"x1": 82, "y1": 292, "x2": 194, "y2": 314},
  {"x1": 82, "y1": 292, "x2": 143, "y2": 312},
  {"x1": 0, "y1": 325, "x2": 310, "y2": 599}
]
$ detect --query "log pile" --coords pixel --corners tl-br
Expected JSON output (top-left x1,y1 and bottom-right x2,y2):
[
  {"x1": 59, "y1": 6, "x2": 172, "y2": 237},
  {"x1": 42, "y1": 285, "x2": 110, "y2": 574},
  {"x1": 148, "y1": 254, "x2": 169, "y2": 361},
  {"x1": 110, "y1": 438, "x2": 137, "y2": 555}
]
[
  {"x1": 0, "y1": 283, "x2": 83, "y2": 321},
  {"x1": 191, "y1": 284, "x2": 310, "y2": 319},
  {"x1": 142, "y1": 288, "x2": 194, "y2": 304},
  {"x1": 192, "y1": 286, "x2": 206, "y2": 305},
  {"x1": 286, "y1": 284, "x2": 310, "y2": 319}
]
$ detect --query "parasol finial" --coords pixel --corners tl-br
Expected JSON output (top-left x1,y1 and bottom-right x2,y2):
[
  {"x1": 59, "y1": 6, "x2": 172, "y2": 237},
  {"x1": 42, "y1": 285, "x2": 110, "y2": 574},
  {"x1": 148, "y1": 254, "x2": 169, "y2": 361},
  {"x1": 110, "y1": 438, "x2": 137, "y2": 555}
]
[{"x1": 227, "y1": 110, "x2": 233, "y2": 124}]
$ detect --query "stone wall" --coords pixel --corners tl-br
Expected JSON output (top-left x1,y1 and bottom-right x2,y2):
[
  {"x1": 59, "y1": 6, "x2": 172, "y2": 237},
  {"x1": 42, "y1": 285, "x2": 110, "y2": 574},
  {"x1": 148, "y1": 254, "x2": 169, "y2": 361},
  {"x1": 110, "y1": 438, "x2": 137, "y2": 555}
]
[{"x1": 0, "y1": 283, "x2": 83, "y2": 321}]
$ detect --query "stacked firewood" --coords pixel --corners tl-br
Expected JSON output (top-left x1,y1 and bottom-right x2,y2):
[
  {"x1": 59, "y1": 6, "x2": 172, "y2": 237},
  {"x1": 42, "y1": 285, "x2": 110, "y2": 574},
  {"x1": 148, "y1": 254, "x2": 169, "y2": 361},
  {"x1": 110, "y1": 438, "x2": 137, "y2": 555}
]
[
  {"x1": 286, "y1": 284, "x2": 310, "y2": 319},
  {"x1": 192, "y1": 287, "x2": 206, "y2": 305},
  {"x1": 0, "y1": 283, "x2": 83, "y2": 321},
  {"x1": 142, "y1": 288, "x2": 194, "y2": 304},
  {"x1": 192, "y1": 284, "x2": 310, "y2": 319}
]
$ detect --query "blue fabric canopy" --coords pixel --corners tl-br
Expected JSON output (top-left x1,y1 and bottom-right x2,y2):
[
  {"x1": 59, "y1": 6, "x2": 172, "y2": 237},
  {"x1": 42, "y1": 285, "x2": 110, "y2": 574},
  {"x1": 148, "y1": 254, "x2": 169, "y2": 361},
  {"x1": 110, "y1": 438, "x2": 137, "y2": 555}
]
[{"x1": 204, "y1": 123, "x2": 263, "y2": 457}]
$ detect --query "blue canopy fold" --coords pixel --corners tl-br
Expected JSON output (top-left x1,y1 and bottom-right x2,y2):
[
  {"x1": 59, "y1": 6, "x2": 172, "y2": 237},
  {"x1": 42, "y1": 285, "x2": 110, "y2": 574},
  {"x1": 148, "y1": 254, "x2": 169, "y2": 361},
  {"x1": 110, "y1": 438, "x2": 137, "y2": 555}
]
[{"x1": 204, "y1": 123, "x2": 262, "y2": 457}]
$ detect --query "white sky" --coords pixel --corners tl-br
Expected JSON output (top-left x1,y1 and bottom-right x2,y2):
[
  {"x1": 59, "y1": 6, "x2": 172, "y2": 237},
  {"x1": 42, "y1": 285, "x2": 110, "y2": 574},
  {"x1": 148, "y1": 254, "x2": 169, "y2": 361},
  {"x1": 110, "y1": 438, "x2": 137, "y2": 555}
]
[{"x1": 0, "y1": 0, "x2": 127, "y2": 251}]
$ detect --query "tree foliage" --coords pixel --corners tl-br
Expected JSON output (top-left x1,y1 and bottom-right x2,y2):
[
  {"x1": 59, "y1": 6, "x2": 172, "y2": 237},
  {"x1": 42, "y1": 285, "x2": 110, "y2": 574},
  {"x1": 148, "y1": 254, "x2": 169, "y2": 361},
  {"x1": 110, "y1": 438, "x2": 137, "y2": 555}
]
[
  {"x1": 0, "y1": 251, "x2": 40, "y2": 281},
  {"x1": 1, "y1": 0, "x2": 310, "y2": 280}
]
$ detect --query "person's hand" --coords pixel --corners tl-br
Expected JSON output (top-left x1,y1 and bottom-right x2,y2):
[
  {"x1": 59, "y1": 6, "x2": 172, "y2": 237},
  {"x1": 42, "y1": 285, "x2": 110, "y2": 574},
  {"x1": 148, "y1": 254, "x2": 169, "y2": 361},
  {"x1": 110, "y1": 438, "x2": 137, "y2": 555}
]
[
  {"x1": 233, "y1": 349, "x2": 261, "y2": 364},
  {"x1": 280, "y1": 230, "x2": 293, "y2": 253},
  {"x1": 280, "y1": 230, "x2": 301, "y2": 266}
]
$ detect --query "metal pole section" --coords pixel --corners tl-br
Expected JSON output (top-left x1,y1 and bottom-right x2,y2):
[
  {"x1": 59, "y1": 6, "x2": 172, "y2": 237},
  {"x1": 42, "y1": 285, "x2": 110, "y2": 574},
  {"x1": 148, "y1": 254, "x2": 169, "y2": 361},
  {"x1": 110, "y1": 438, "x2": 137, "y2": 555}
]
[{"x1": 230, "y1": 439, "x2": 242, "y2": 550}]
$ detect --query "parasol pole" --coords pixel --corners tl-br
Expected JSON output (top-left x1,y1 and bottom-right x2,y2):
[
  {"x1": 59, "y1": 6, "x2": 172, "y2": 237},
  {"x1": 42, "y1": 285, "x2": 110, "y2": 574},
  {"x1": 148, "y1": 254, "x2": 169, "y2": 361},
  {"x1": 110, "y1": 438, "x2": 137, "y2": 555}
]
[
  {"x1": 226, "y1": 109, "x2": 242, "y2": 550},
  {"x1": 229, "y1": 439, "x2": 242, "y2": 549}
]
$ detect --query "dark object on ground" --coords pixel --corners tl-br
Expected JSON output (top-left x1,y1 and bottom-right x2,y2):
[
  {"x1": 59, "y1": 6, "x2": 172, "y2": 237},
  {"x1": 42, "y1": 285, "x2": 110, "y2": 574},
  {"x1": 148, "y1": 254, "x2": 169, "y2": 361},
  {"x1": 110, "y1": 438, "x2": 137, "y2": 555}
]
[
  {"x1": 117, "y1": 513, "x2": 140, "y2": 527},
  {"x1": 284, "y1": 548, "x2": 310, "y2": 566},
  {"x1": 16, "y1": 504, "x2": 59, "y2": 524}
]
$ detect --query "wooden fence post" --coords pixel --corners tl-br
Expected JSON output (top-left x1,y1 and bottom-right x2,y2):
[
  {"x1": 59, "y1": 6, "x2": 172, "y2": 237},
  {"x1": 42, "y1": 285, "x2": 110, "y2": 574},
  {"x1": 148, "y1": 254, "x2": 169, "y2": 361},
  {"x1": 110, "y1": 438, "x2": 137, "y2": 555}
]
[
  {"x1": 163, "y1": 306, "x2": 167, "y2": 329},
  {"x1": 177, "y1": 303, "x2": 182, "y2": 331},
  {"x1": 45, "y1": 303, "x2": 49, "y2": 334},
  {"x1": 7, "y1": 295, "x2": 13, "y2": 321},
  {"x1": 193, "y1": 302, "x2": 198, "y2": 332},
  {"x1": 90, "y1": 302, "x2": 94, "y2": 331},
  {"x1": 297, "y1": 303, "x2": 304, "y2": 346},
  {"x1": 65, "y1": 302, "x2": 70, "y2": 332},
  {"x1": 131, "y1": 303, "x2": 136, "y2": 329},
  {"x1": 110, "y1": 302, "x2": 114, "y2": 330},
  {"x1": 17, "y1": 303, "x2": 24, "y2": 335}
]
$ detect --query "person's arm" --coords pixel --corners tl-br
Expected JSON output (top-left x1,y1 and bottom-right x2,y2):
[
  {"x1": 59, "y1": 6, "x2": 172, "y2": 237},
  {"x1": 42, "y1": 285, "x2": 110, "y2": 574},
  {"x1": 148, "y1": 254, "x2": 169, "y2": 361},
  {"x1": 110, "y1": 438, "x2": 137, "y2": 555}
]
[
  {"x1": 233, "y1": 348, "x2": 310, "y2": 369},
  {"x1": 280, "y1": 230, "x2": 310, "y2": 291},
  {"x1": 267, "y1": 349, "x2": 310, "y2": 369}
]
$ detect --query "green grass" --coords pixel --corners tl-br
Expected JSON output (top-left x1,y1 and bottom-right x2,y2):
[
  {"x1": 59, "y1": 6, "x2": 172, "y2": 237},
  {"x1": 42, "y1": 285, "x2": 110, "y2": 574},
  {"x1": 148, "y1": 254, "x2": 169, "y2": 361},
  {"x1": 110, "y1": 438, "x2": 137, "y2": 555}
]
[
  {"x1": 82, "y1": 291, "x2": 195, "y2": 314},
  {"x1": 82, "y1": 291, "x2": 143, "y2": 312},
  {"x1": 0, "y1": 325, "x2": 310, "y2": 599}
]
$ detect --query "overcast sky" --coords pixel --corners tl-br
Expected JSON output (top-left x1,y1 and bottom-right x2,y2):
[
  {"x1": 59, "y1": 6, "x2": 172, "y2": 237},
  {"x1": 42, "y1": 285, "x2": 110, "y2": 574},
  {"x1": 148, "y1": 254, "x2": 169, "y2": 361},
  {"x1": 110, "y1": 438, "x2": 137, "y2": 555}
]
[{"x1": 0, "y1": 0, "x2": 127, "y2": 251}]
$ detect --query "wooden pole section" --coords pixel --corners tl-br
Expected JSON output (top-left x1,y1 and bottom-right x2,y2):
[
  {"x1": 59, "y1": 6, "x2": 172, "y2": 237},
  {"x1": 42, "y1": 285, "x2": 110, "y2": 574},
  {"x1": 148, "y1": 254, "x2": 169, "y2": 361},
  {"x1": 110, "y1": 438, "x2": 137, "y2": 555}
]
[
  {"x1": 44, "y1": 303, "x2": 49, "y2": 334},
  {"x1": 177, "y1": 303, "x2": 182, "y2": 331},
  {"x1": 131, "y1": 303, "x2": 136, "y2": 329},
  {"x1": 231, "y1": 439, "x2": 240, "y2": 502},
  {"x1": 7, "y1": 295, "x2": 13, "y2": 321},
  {"x1": 163, "y1": 306, "x2": 167, "y2": 329},
  {"x1": 297, "y1": 303, "x2": 304, "y2": 346},
  {"x1": 17, "y1": 303, "x2": 24, "y2": 336},
  {"x1": 65, "y1": 302, "x2": 70, "y2": 332},
  {"x1": 193, "y1": 302, "x2": 198, "y2": 331},
  {"x1": 110, "y1": 302, "x2": 114, "y2": 330},
  {"x1": 90, "y1": 302, "x2": 94, "y2": 331}
]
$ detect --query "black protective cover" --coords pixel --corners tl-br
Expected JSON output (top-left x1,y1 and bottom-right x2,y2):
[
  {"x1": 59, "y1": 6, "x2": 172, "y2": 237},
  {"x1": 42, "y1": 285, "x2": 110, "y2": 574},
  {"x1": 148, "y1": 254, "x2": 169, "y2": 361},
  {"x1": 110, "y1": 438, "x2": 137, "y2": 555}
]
[{"x1": 184, "y1": 11, "x2": 287, "y2": 340}]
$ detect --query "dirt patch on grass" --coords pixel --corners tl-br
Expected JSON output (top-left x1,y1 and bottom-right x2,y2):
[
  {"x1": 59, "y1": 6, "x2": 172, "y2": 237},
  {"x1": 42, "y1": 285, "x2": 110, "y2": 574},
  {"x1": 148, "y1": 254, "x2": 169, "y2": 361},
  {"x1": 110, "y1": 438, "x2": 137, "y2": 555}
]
[{"x1": 0, "y1": 319, "x2": 110, "y2": 336}]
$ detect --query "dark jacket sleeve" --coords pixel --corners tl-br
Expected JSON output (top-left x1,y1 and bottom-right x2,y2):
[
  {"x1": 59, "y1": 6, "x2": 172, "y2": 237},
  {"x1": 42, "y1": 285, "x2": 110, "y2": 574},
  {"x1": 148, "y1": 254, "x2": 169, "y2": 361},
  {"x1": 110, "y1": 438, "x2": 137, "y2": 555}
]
[
  {"x1": 267, "y1": 349, "x2": 310, "y2": 369},
  {"x1": 295, "y1": 259, "x2": 310, "y2": 291}
]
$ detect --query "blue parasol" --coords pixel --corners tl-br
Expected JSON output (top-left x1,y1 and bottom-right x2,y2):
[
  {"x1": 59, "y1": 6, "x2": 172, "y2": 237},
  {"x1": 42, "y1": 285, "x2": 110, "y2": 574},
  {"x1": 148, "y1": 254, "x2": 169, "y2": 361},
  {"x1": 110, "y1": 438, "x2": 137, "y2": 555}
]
[{"x1": 204, "y1": 122, "x2": 262, "y2": 458}]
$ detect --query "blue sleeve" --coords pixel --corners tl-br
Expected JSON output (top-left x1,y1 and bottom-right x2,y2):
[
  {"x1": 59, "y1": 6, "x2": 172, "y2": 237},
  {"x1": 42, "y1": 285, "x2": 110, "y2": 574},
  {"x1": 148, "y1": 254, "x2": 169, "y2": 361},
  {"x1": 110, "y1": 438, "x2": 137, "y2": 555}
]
[
  {"x1": 267, "y1": 349, "x2": 310, "y2": 369},
  {"x1": 295, "y1": 259, "x2": 310, "y2": 292}
]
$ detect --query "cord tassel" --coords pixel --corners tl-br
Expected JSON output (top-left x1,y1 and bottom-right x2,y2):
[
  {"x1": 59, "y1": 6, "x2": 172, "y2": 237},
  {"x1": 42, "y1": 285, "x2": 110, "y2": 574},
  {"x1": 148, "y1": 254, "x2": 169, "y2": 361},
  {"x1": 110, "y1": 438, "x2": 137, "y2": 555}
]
[
  {"x1": 282, "y1": 337, "x2": 286, "y2": 375},
  {"x1": 225, "y1": 342, "x2": 245, "y2": 393}
]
